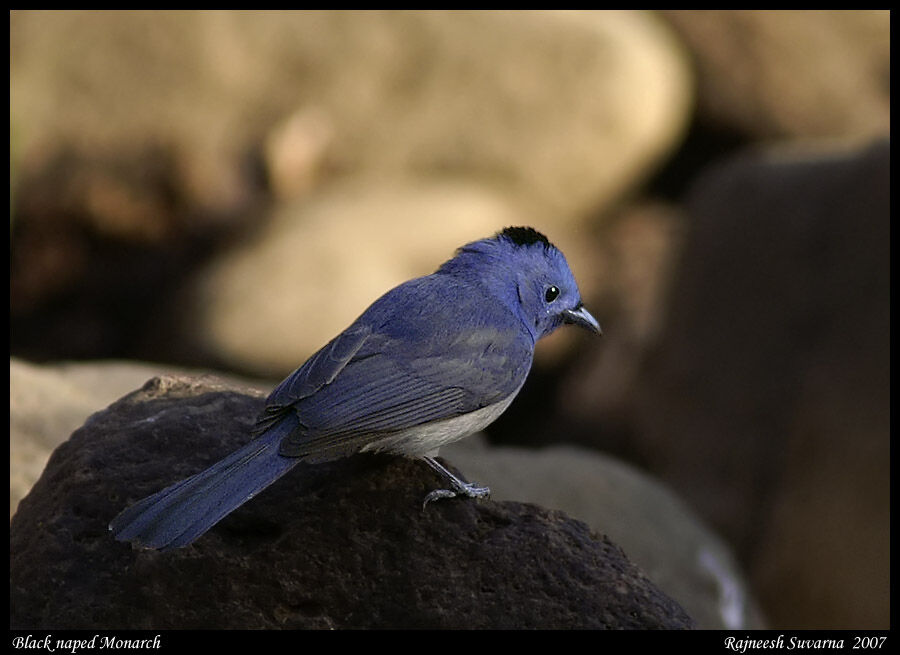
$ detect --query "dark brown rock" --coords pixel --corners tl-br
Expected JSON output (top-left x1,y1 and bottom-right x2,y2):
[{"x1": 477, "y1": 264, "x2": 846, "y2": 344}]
[
  {"x1": 633, "y1": 139, "x2": 889, "y2": 628},
  {"x1": 10, "y1": 376, "x2": 692, "y2": 630}
]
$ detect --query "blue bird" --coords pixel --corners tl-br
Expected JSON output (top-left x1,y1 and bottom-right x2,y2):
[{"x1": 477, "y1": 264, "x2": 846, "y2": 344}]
[{"x1": 110, "y1": 226, "x2": 601, "y2": 550}]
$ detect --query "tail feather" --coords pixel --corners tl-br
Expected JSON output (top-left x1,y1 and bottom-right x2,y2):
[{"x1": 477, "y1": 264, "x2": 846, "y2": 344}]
[{"x1": 109, "y1": 423, "x2": 298, "y2": 551}]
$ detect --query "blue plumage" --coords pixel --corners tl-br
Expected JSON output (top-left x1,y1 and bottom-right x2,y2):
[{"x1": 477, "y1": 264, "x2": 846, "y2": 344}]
[{"x1": 110, "y1": 227, "x2": 601, "y2": 550}]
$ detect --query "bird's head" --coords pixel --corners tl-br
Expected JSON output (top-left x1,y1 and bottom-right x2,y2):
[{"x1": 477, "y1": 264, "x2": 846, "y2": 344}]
[{"x1": 439, "y1": 226, "x2": 602, "y2": 342}]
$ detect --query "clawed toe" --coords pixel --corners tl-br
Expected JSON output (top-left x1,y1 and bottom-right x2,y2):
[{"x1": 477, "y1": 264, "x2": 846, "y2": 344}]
[
  {"x1": 422, "y1": 488, "x2": 458, "y2": 509},
  {"x1": 420, "y1": 456, "x2": 490, "y2": 510},
  {"x1": 421, "y1": 481, "x2": 490, "y2": 510}
]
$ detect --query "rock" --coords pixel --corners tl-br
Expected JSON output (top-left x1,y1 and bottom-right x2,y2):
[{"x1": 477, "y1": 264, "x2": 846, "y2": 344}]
[
  {"x1": 551, "y1": 202, "x2": 688, "y2": 449},
  {"x1": 180, "y1": 179, "x2": 521, "y2": 375},
  {"x1": 8, "y1": 145, "x2": 238, "y2": 363},
  {"x1": 11, "y1": 10, "x2": 690, "y2": 220},
  {"x1": 9, "y1": 358, "x2": 269, "y2": 517},
  {"x1": 183, "y1": 177, "x2": 614, "y2": 375},
  {"x1": 632, "y1": 139, "x2": 889, "y2": 628},
  {"x1": 11, "y1": 10, "x2": 691, "y2": 370},
  {"x1": 443, "y1": 437, "x2": 766, "y2": 629},
  {"x1": 264, "y1": 107, "x2": 335, "y2": 202},
  {"x1": 10, "y1": 375, "x2": 693, "y2": 629},
  {"x1": 661, "y1": 10, "x2": 890, "y2": 140},
  {"x1": 11, "y1": 356, "x2": 748, "y2": 627}
]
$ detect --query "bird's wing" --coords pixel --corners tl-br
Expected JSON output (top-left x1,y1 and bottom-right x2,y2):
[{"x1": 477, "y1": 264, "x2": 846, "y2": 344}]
[
  {"x1": 259, "y1": 280, "x2": 534, "y2": 459},
  {"x1": 251, "y1": 322, "x2": 373, "y2": 436}
]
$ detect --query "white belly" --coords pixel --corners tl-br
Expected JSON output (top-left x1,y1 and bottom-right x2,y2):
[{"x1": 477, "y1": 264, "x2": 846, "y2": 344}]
[{"x1": 360, "y1": 390, "x2": 520, "y2": 458}]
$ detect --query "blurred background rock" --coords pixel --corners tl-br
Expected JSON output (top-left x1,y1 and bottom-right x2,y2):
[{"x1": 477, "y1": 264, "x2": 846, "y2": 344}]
[{"x1": 9, "y1": 10, "x2": 889, "y2": 629}]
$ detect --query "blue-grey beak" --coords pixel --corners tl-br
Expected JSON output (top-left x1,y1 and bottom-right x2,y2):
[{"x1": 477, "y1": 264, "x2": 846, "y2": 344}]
[{"x1": 561, "y1": 303, "x2": 602, "y2": 335}]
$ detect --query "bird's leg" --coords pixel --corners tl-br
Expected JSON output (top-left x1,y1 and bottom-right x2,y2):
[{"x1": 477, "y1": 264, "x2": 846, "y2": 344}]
[{"x1": 421, "y1": 456, "x2": 490, "y2": 509}]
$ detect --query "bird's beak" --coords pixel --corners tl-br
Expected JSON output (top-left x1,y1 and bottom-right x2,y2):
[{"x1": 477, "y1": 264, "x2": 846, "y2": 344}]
[{"x1": 561, "y1": 304, "x2": 603, "y2": 335}]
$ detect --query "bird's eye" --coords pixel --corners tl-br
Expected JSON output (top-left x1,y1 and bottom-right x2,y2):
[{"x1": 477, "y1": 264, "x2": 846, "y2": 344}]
[{"x1": 545, "y1": 285, "x2": 560, "y2": 303}]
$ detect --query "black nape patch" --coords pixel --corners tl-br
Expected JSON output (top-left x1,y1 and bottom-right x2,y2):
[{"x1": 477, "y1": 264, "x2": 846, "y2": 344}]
[{"x1": 499, "y1": 226, "x2": 552, "y2": 249}]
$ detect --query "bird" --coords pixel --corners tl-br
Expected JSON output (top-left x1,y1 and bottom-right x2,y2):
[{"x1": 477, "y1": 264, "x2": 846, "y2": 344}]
[{"x1": 109, "y1": 226, "x2": 601, "y2": 550}]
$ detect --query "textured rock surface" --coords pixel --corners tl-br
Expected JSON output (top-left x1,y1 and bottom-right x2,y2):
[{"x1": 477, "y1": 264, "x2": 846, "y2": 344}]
[
  {"x1": 10, "y1": 358, "x2": 758, "y2": 628},
  {"x1": 444, "y1": 438, "x2": 765, "y2": 629},
  {"x1": 10, "y1": 376, "x2": 693, "y2": 629},
  {"x1": 9, "y1": 358, "x2": 268, "y2": 517}
]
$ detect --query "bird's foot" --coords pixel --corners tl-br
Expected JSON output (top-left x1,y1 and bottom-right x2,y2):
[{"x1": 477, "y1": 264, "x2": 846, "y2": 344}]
[{"x1": 421, "y1": 457, "x2": 490, "y2": 509}]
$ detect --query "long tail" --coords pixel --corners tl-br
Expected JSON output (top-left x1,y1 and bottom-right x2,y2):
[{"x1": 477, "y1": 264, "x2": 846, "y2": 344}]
[{"x1": 109, "y1": 421, "x2": 298, "y2": 551}]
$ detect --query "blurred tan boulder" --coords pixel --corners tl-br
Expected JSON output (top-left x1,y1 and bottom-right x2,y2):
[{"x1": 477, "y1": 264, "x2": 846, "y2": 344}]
[
  {"x1": 11, "y1": 10, "x2": 692, "y2": 220},
  {"x1": 180, "y1": 177, "x2": 606, "y2": 374},
  {"x1": 12, "y1": 10, "x2": 692, "y2": 374},
  {"x1": 181, "y1": 179, "x2": 519, "y2": 375},
  {"x1": 661, "y1": 10, "x2": 890, "y2": 140}
]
